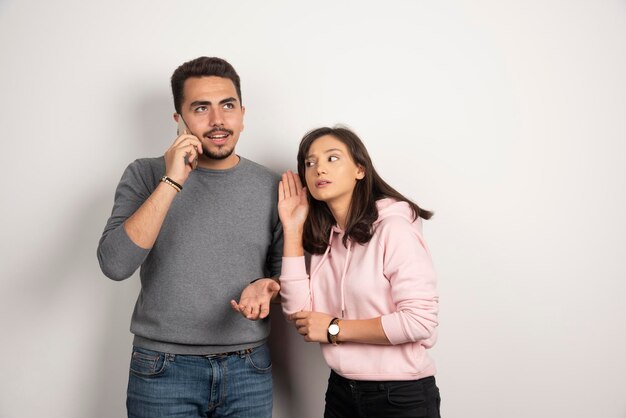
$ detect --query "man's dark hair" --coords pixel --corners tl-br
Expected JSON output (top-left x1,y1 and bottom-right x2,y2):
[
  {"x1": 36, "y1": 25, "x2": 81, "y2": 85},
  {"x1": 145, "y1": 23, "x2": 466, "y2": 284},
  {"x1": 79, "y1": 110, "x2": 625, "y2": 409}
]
[{"x1": 171, "y1": 57, "x2": 242, "y2": 114}]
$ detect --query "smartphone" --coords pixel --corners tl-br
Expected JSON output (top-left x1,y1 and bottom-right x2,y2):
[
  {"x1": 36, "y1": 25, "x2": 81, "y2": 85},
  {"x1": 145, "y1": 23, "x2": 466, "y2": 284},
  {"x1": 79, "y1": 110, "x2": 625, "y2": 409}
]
[
  {"x1": 177, "y1": 115, "x2": 198, "y2": 169},
  {"x1": 177, "y1": 115, "x2": 189, "y2": 136}
]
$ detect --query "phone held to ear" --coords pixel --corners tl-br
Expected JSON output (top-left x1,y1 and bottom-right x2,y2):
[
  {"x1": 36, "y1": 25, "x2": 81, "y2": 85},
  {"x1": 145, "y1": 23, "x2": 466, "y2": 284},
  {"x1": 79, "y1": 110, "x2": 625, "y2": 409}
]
[
  {"x1": 177, "y1": 115, "x2": 198, "y2": 170},
  {"x1": 177, "y1": 115, "x2": 190, "y2": 136}
]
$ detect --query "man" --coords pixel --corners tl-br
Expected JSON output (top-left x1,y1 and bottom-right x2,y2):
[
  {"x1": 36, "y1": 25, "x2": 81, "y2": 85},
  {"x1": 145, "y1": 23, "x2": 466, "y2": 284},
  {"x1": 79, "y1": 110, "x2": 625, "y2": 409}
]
[{"x1": 97, "y1": 57, "x2": 282, "y2": 417}]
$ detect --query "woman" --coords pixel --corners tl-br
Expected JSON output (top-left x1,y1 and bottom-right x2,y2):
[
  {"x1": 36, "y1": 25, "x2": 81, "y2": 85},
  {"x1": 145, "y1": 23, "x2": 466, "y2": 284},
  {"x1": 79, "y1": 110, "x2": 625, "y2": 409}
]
[{"x1": 278, "y1": 126, "x2": 441, "y2": 418}]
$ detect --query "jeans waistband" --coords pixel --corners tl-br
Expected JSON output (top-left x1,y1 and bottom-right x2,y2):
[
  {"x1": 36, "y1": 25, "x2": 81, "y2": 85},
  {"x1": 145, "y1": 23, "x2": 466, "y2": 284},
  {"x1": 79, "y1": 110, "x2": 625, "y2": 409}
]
[
  {"x1": 330, "y1": 370, "x2": 436, "y2": 392},
  {"x1": 205, "y1": 347, "x2": 253, "y2": 358}
]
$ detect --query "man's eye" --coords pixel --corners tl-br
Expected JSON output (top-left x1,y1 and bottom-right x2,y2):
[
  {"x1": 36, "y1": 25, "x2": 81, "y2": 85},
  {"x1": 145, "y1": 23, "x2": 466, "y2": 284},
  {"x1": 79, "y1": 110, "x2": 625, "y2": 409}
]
[
  {"x1": 195, "y1": 106, "x2": 207, "y2": 113},
  {"x1": 223, "y1": 103, "x2": 234, "y2": 109}
]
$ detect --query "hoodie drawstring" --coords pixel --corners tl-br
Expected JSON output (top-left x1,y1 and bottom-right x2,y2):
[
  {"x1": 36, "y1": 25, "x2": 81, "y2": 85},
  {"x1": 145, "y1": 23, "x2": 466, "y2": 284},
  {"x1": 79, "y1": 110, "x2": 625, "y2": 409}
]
[
  {"x1": 339, "y1": 241, "x2": 352, "y2": 318},
  {"x1": 310, "y1": 227, "x2": 352, "y2": 319},
  {"x1": 308, "y1": 228, "x2": 334, "y2": 309}
]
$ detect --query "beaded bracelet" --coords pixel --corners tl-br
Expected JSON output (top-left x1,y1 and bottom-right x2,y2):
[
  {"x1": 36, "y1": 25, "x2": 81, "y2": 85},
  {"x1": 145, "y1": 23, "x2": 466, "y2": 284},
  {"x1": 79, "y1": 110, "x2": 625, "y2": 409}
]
[{"x1": 160, "y1": 175, "x2": 182, "y2": 192}]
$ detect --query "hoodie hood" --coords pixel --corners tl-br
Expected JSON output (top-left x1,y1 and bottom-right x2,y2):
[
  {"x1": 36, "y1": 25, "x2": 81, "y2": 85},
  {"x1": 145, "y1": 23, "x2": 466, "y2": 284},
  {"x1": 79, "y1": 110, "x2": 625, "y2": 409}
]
[
  {"x1": 374, "y1": 198, "x2": 422, "y2": 233},
  {"x1": 331, "y1": 198, "x2": 420, "y2": 232}
]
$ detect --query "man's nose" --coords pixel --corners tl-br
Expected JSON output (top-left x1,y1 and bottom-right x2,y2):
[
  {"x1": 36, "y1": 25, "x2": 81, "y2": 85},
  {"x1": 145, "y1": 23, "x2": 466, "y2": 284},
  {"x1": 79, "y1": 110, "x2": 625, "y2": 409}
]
[{"x1": 208, "y1": 107, "x2": 224, "y2": 126}]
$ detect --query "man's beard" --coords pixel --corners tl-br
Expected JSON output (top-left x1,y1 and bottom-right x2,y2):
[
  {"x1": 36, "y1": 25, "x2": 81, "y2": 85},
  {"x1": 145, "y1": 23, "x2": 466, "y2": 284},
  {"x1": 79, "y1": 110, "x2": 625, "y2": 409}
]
[
  {"x1": 201, "y1": 127, "x2": 235, "y2": 160},
  {"x1": 204, "y1": 145, "x2": 234, "y2": 160}
]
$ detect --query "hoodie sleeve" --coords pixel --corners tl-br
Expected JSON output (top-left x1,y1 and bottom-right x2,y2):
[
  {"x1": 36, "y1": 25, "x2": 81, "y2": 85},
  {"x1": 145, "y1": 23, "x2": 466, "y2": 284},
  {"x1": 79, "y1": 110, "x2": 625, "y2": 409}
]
[
  {"x1": 379, "y1": 216, "x2": 439, "y2": 345},
  {"x1": 96, "y1": 160, "x2": 154, "y2": 281},
  {"x1": 280, "y1": 256, "x2": 313, "y2": 315}
]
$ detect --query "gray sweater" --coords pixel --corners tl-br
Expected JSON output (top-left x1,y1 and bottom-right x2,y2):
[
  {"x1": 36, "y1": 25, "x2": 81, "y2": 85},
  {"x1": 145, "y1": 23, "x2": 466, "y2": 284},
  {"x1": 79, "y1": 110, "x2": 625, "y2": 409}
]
[{"x1": 97, "y1": 156, "x2": 283, "y2": 354}]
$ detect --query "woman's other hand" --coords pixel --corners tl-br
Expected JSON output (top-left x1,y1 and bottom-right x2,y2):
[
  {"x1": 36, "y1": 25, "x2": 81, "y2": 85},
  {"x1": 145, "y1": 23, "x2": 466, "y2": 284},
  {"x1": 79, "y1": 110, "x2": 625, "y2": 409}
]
[{"x1": 288, "y1": 311, "x2": 334, "y2": 343}]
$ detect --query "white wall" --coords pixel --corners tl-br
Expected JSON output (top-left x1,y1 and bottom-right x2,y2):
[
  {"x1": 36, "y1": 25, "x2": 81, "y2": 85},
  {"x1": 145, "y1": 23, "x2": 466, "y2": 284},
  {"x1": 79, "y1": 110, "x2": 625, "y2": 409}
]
[{"x1": 1, "y1": 1, "x2": 625, "y2": 417}]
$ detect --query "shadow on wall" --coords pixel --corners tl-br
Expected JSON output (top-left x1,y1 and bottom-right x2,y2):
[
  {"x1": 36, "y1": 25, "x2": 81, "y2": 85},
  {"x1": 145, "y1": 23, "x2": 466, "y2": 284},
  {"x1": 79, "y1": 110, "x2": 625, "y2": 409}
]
[
  {"x1": 127, "y1": 86, "x2": 178, "y2": 159},
  {"x1": 1, "y1": 186, "x2": 139, "y2": 417},
  {"x1": 270, "y1": 303, "x2": 298, "y2": 417},
  {"x1": 92, "y1": 196, "x2": 140, "y2": 417},
  {"x1": 89, "y1": 90, "x2": 176, "y2": 417},
  {"x1": 269, "y1": 304, "x2": 328, "y2": 418},
  {"x1": 79, "y1": 193, "x2": 140, "y2": 418}
]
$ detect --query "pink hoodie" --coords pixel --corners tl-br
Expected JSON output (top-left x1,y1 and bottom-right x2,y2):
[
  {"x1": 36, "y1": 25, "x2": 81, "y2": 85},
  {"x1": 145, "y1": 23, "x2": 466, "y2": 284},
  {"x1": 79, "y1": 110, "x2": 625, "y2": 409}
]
[{"x1": 280, "y1": 198, "x2": 439, "y2": 381}]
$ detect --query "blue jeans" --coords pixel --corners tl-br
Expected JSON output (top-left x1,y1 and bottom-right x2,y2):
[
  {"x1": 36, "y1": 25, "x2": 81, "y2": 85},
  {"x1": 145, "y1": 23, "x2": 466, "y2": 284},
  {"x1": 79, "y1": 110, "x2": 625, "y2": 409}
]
[{"x1": 126, "y1": 343, "x2": 273, "y2": 418}]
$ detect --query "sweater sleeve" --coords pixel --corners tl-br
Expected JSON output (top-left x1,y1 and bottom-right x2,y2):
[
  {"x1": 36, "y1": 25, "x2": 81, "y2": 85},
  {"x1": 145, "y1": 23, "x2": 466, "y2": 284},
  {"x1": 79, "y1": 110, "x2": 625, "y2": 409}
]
[
  {"x1": 96, "y1": 160, "x2": 154, "y2": 281},
  {"x1": 280, "y1": 256, "x2": 312, "y2": 315},
  {"x1": 379, "y1": 217, "x2": 439, "y2": 346},
  {"x1": 264, "y1": 178, "x2": 284, "y2": 278}
]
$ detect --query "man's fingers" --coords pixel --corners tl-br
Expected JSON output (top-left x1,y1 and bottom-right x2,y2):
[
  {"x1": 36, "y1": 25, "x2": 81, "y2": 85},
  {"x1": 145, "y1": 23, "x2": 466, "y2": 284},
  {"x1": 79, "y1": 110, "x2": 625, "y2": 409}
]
[
  {"x1": 172, "y1": 133, "x2": 196, "y2": 147},
  {"x1": 172, "y1": 137, "x2": 203, "y2": 157},
  {"x1": 186, "y1": 139, "x2": 203, "y2": 155},
  {"x1": 259, "y1": 303, "x2": 270, "y2": 319},
  {"x1": 180, "y1": 141, "x2": 201, "y2": 155},
  {"x1": 245, "y1": 304, "x2": 259, "y2": 320},
  {"x1": 183, "y1": 151, "x2": 197, "y2": 171},
  {"x1": 269, "y1": 281, "x2": 280, "y2": 293}
]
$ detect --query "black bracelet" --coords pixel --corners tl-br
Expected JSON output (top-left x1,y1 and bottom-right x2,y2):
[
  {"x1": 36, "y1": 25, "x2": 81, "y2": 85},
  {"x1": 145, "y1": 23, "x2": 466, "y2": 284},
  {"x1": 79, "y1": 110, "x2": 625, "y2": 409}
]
[{"x1": 160, "y1": 176, "x2": 183, "y2": 192}]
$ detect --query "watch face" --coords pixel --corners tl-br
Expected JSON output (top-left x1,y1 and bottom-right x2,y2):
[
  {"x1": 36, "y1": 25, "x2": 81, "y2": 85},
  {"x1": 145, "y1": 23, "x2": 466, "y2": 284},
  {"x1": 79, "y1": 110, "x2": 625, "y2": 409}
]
[{"x1": 328, "y1": 324, "x2": 340, "y2": 336}]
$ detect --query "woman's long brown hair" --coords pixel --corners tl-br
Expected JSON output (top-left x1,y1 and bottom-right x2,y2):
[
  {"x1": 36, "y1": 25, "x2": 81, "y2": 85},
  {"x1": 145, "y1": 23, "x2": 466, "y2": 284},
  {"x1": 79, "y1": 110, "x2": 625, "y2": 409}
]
[{"x1": 297, "y1": 127, "x2": 433, "y2": 255}]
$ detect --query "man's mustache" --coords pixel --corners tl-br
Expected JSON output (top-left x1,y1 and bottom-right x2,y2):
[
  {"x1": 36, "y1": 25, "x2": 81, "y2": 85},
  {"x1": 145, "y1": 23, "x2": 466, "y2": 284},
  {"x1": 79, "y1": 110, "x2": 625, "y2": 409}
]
[{"x1": 204, "y1": 127, "x2": 234, "y2": 136}]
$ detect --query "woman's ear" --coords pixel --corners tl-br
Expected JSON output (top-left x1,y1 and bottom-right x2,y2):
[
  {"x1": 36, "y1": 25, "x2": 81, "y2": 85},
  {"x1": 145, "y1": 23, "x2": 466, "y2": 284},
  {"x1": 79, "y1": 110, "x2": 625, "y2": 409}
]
[{"x1": 356, "y1": 165, "x2": 365, "y2": 180}]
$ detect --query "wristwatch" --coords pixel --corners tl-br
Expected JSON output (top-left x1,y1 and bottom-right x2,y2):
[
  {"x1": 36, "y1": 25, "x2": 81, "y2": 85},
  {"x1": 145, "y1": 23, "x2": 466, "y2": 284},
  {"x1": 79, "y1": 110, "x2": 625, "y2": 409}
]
[{"x1": 327, "y1": 317, "x2": 341, "y2": 345}]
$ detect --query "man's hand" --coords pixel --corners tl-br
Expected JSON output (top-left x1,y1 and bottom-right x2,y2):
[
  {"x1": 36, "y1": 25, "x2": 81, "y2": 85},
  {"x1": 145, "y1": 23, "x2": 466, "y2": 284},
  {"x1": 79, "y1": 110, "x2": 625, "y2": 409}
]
[
  {"x1": 164, "y1": 130, "x2": 203, "y2": 185},
  {"x1": 230, "y1": 279, "x2": 280, "y2": 320},
  {"x1": 288, "y1": 311, "x2": 334, "y2": 343}
]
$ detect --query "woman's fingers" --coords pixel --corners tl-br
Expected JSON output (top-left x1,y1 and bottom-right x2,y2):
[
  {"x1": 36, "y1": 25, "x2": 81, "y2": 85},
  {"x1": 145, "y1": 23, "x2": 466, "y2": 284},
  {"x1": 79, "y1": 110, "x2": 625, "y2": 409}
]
[
  {"x1": 281, "y1": 171, "x2": 302, "y2": 199},
  {"x1": 286, "y1": 170, "x2": 297, "y2": 196},
  {"x1": 293, "y1": 171, "x2": 303, "y2": 190},
  {"x1": 278, "y1": 179, "x2": 285, "y2": 201},
  {"x1": 282, "y1": 172, "x2": 290, "y2": 196}
]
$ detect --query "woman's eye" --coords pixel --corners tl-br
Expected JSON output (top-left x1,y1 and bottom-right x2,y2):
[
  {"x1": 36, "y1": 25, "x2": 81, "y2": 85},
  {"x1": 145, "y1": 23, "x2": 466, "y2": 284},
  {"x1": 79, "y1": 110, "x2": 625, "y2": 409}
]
[
  {"x1": 328, "y1": 156, "x2": 339, "y2": 162},
  {"x1": 305, "y1": 161, "x2": 315, "y2": 168}
]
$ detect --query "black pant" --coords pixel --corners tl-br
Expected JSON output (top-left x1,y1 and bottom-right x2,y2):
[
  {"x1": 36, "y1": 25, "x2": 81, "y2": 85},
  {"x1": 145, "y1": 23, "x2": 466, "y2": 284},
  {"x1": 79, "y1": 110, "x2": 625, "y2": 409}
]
[{"x1": 324, "y1": 370, "x2": 441, "y2": 418}]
